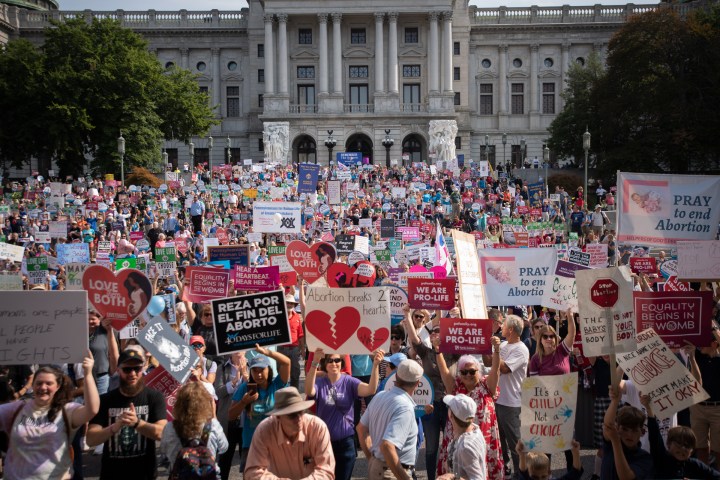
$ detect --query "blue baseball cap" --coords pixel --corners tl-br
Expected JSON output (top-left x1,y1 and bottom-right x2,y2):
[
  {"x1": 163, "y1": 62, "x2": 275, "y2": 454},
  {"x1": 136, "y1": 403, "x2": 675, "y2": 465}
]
[
  {"x1": 249, "y1": 355, "x2": 271, "y2": 369},
  {"x1": 385, "y1": 352, "x2": 408, "y2": 367}
]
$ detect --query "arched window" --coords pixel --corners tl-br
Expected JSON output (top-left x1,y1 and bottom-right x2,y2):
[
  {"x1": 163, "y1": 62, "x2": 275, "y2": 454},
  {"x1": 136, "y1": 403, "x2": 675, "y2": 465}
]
[{"x1": 402, "y1": 134, "x2": 425, "y2": 165}]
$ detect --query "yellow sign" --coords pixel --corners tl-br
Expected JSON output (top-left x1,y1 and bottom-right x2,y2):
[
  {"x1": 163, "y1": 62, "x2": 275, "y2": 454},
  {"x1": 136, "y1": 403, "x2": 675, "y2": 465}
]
[
  {"x1": 105, "y1": 174, "x2": 115, "y2": 181},
  {"x1": 244, "y1": 188, "x2": 258, "y2": 199}
]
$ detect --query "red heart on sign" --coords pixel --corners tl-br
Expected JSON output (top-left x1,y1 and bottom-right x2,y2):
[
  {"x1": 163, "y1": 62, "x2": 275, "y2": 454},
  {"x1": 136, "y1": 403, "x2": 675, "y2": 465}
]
[
  {"x1": 82, "y1": 265, "x2": 152, "y2": 330},
  {"x1": 286, "y1": 240, "x2": 336, "y2": 284},
  {"x1": 327, "y1": 261, "x2": 377, "y2": 288},
  {"x1": 357, "y1": 326, "x2": 390, "y2": 352},
  {"x1": 305, "y1": 306, "x2": 360, "y2": 350}
]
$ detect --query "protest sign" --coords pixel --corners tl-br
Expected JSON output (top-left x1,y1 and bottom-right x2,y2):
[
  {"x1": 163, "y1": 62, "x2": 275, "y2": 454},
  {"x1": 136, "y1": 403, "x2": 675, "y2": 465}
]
[
  {"x1": 397, "y1": 227, "x2": 420, "y2": 242},
  {"x1": 183, "y1": 266, "x2": 231, "y2": 303},
  {"x1": 380, "y1": 219, "x2": 395, "y2": 239},
  {"x1": 397, "y1": 271, "x2": 433, "y2": 289},
  {"x1": 297, "y1": 163, "x2": 320, "y2": 194},
  {"x1": 252, "y1": 201, "x2": 302, "y2": 233},
  {"x1": 155, "y1": 246, "x2": 177, "y2": 277},
  {"x1": 407, "y1": 278, "x2": 456, "y2": 310},
  {"x1": 384, "y1": 371, "x2": 435, "y2": 418},
  {"x1": 335, "y1": 234, "x2": 355, "y2": 256},
  {"x1": 56, "y1": 243, "x2": 90, "y2": 265},
  {"x1": 115, "y1": 257, "x2": 137, "y2": 271},
  {"x1": 206, "y1": 244, "x2": 250, "y2": 268},
  {"x1": 540, "y1": 260, "x2": 590, "y2": 311},
  {"x1": 304, "y1": 286, "x2": 391, "y2": 354},
  {"x1": 145, "y1": 366, "x2": 182, "y2": 420},
  {"x1": 633, "y1": 291, "x2": 714, "y2": 349},
  {"x1": 270, "y1": 253, "x2": 297, "y2": 286},
  {"x1": 586, "y1": 243, "x2": 609, "y2": 268},
  {"x1": 617, "y1": 172, "x2": 720, "y2": 247},
  {"x1": 617, "y1": 329, "x2": 709, "y2": 420},
  {"x1": 35, "y1": 231, "x2": 51, "y2": 243},
  {"x1": 0, "y1": 242, "x2": 25, "y2": 263},
  {"x1": 576, "y1": 266, "x2": 636, "y2": 357},
  {"x1": 246, "y1": 232, "x2": 263, "y2": 243},
  {"x1": 119, "y1": 319, "x2": 139, "y2": 340},
  {"x1": 49, "y1": 221, "x2": 67, "y2": 239},
  {"x1": 439, "y1": 318, "x2": 493, "y2": 355},
  {"x1": 211, "y1": 290, "x2": 291, "y2": 354},
  {"x1": 285, "y1": 240, "x2": 336, "y2": 284},
  {"x1": 327, "y1": 261, "x2": 376, "y2": 288},
  {"x1": 0, "y1": 291, "x2": 88, "y2": 364},
  {"x1": 629, "y1": 257, "x2": 657, "y2": 275},
  {"x1": 676, "y1": 240, "x2": 720, "y2": 281},
  {"x1": 83, "y1": 266, "x2": 152, "y2": 330},
  {"x1": 568, "y1": 249, "x2": 590, "y2": 267},
  {"x1": 477, "y1": 247, "x2": 556, "y2": 306},
  {"x1": 354, "y1": 236, "x2": 369, "y2": 255},
  {"x1": 234, "y1": 265, "x2": 280, "y2": 291},
  {"x1": 138, "y1": 316, "x2": 198, "y2": 383},
  {"x1": 520, "y1": 373, "x2": 578, "y2": 454},
  {"x1": 26, "y1": 256, "x2": 48, "y2": 285},
  {"x1": 215, "y1": 228, "x2": 229, "y2": 245},
  {"x1": 0, "y1": 272, "x2": 23, "y2": 291},
  {"x1": 65, "y1": 262, "x2": 88, "y2": 290},
  {"x1": 327, "y1": 180, "x2": 341, "y2": 205},
  {"x1": 388, "y1": 286, "x2": 408, "y2": 325},
  {"x1": 451, "y1": 230, "x2": 488, "y2": 319}
]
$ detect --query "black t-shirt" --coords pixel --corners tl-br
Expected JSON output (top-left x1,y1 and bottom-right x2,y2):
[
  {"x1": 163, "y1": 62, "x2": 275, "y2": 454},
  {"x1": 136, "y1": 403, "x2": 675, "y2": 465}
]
[
  {"x1": 695, "y1": 349, "x2": 720, "y2": 401},
  {"x1": 91, "y1": 387, "x2": 166, "y2": 480},
  {"x1": 192, "y1": 323, "x2": 219, "y2": 360}
]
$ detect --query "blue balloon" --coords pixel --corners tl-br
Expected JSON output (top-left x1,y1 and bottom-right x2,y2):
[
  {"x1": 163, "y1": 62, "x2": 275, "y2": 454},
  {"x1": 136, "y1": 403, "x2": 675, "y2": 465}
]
[{"x1": 147, "y1": 295, "x2": 165, "y2": 317}]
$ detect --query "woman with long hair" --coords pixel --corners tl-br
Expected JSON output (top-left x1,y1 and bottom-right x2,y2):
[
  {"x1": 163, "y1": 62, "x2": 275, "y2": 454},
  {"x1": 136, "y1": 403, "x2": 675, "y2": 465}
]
[
  {"x1": 0, "y1": 352, "x2": 99, "y2": 479},
  {"x1": 160, "y1": 382, "x2": 228, "y2": 472},
  {"x1": 437, "y1": 339, "x2": 504, "y2": 480}
]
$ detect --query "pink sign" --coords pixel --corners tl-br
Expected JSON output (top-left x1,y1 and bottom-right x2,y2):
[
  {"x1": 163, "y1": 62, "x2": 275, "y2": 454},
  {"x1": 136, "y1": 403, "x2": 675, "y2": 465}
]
[
  {"x1": 439, "y1": 318, "x2": 493, "y2": 355},
  {"x1": 234, "y1": 265, "x2": 280, "y2": 292},
  {"x1": 630, "y1": 257, "x2": 657, "y2": 275},
  {"x1": 407, "y1": 278, "x2": 457, "y2": 310},
  {"x1": 633, "y1": 291, "x2": 715, "y2": 349},
  {"x1": 397, "y1": 227, "x2": 420, "y2": 241},
  {"x1": 145, "y1": 366, "x2": 181, "y2": 420},
  {"x1": 82, "y1": 266, "x2": 152, "y2": 331},
  {"x1": 129, "y1": 231, "x2": 144, "y2": 242},
  {"x1": 182, "y1": 266, "x2": 231, "y2": 303}
]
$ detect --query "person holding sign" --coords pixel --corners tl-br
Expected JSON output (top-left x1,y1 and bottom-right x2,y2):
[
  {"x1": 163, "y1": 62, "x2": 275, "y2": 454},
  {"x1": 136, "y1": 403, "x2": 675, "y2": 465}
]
[
  {"x1": 437, "y1": 338, "x2": 503, "y2": 480},
  {"x1": 516, "y1": 438, "x2": 583, "y2": 480},
  {"x1": 305, "y1": 347, "x2": 383, "y2": 480},
  {"x1": 639, "y1": 394, "x2": 720, "y2": 479},
  {"x1": 0, "y1": 351, "x2": 100, "y2": 479}
]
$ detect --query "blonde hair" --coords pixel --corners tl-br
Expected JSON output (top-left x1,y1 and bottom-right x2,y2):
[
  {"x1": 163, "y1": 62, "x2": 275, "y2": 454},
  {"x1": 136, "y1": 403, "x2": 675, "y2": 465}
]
[
  {"x1": 527, "y1": 451, "x2": 550, "y2": 473},
  {"x1": 172, "y1": 382, "x2": 214, "y2": 440},
  {"x1": 534, "y1": 325, "x2": 559, "y2": 363}
]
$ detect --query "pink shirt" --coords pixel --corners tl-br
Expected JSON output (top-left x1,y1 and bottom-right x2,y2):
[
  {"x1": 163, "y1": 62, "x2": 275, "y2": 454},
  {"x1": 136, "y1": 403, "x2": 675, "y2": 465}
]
[
  {"x1": 244, "y1": 414, "x2": 335, "y2": 480},
  {"x1": 528, "y1": 340, "x2": 571, "y2": 376}
]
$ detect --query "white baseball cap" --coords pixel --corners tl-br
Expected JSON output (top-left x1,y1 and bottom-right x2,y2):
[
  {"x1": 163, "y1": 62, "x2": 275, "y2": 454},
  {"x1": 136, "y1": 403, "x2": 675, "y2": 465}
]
[
  {"x1": 396, "y1": 359, "x2": 424, "y2": 383},
  {"x1": 443, "y1": 394, "x2": 477, "y2": 421}
]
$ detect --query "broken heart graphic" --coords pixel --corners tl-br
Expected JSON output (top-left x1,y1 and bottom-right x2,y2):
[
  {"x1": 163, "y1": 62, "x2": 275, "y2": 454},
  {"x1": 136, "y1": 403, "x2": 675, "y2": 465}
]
[
  {"x1": 357, "y1": 327, "x2": 390, "y2": 352},
  {"x1": 305, "y1": 306, "x2": 361, "y2": 351},
  {"x1": 327, "y1": 261, "x2": 377, "y2": 288}
]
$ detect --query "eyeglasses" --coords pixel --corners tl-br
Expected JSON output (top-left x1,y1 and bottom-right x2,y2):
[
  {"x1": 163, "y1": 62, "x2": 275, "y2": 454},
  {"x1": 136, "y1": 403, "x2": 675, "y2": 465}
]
[
  {"x1": 541, "y1": 334, "x2": 556, "y2": 340},
  {"x1": 326, "y1": 358, "x2": 343, "y2": 364},
  {"x1": 391, "y1": 335, "x2": 403, "y2": 341},
  {"x1": 121, "y1": 366, "x2": 143, "y2": 374},
  {"x1": 191, "y1": 343, "x2": 204, "y2": 349},
  {"x1": 460, "y1": 369, "x2": 478, "y2": 376},
  {"x1": 202, "y1": 312, "x2": 212, "y2": 317}
]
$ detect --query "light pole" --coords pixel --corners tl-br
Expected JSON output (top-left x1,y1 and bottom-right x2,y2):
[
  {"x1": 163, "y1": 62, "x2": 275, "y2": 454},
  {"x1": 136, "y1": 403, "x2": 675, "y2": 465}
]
[
  {"x1": 188, "y1": 141, "x2": 195, "y2": 173},
  {"x1": 484, "y1": 134, "x2": 490, "y2": 166},
  {"x1": 502, "y1": 133, "x2": 507, "y2": 171},
  {"x1": 117, "y1": 132, "x2": 125, "y2": 186},
  {"x1": 382, "y1": 129, "x2": 394, "y2": 169},
  {"x1": 520, "y1": 137, "x2": 526, "y2": 169},
  {"x1": 226, "y1": 135, "x2": 232, "y2": 165},
  {"x1": 583, "y1": 127, "x2": 591, "y2": 207},
  {"x1": 543, "y1": 144, "x2": 550, "y2": 196},
  {"x1": 324, "y1": 130, "x2": 336, "y2": 166},
  {"x1": 207, "y1": 135, "x2": 214, "y2": 178}
]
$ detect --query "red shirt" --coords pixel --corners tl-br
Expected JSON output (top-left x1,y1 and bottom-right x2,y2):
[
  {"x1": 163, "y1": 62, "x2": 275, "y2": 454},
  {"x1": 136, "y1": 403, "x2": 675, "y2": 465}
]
[{"x1": 285, "y1": 311, "x2": 304, "y2": 347}]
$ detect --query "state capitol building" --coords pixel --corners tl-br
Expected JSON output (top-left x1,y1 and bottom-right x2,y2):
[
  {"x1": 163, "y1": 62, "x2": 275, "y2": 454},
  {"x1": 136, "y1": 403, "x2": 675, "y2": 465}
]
[{"x1": 1, "y1": 0, "x2": 684, "y2": 172}]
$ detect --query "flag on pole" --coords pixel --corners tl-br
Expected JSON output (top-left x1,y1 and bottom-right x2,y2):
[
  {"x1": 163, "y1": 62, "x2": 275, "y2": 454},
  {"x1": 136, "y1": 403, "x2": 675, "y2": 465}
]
[{"x1": 435, "y1": 221, "x2": 453, "y2": 275}]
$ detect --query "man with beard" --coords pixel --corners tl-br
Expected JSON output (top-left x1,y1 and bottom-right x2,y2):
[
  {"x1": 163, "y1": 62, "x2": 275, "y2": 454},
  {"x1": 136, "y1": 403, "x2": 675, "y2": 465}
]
[{"x1": 87, "y1": 348, "x2": 167, "y2": 480}]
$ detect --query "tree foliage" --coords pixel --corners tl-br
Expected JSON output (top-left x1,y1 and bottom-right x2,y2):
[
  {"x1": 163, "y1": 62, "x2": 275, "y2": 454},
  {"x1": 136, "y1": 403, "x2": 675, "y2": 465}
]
[
  {"x1": 0, "y1": 18, "x2": 216, "y2": 177},
  {"x1": 125, "y1": 166, "x2": 161, "y2": 188},
  {"x1": 548, "y1": 6, "x2": 720, "y2": 178}
]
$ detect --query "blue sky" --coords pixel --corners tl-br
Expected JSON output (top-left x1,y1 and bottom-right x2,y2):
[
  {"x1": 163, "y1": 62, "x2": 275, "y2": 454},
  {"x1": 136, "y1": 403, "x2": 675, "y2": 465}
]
[{"x1": 60, "y1": 0, "x2": 658, "y2": 10}]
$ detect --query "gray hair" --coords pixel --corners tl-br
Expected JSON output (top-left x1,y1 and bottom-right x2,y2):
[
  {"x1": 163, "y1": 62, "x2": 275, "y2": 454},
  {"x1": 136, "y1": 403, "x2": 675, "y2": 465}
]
[{"x1": 504, "y1": 314, "x2": 524, "y2": 337}]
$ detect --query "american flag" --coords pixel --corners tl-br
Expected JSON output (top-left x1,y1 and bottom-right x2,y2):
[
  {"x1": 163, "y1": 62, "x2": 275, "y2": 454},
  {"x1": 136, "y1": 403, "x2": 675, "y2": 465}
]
[{"x1": 435, "y1": 220, "x2": 453, "y2": 275}]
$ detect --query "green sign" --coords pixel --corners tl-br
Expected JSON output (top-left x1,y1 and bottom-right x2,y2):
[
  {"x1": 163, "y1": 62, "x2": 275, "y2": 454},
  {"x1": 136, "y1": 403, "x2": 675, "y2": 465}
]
[
  {"x1": 115, "y1": 257, "x2": 137, "y2": 271},
  {"x1": 268, "y1": 245, "x2": 286, "y2": 256},
  {"x1": 27, "y1": 256, "x2": 48, "y2": 284},
  {"x1": 376, "y1": 249, "x2": 392, "y2": 262},
  {"x1": 155, "y1": 247, "x2": 176, "y2": 263},
  {"x1": 387, "y1": 239, "x2": 402, "y2": 255}
]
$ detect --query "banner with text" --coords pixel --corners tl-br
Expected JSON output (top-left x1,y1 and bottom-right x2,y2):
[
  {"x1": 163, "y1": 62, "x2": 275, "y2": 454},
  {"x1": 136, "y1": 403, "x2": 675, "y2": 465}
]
[
  {"x1": 439, "y1": 318, "x2": 493, "y2": 355},
  {"x1": 252, "y1": 201, "x2": 302, "y2": 233},
  {"x1": 138, "y1": 315, "x2": 198, "y2": 383},
  {"x1": 407, "y1": 278, "x2": 457, "y2": 310},
  {"x1": 478, "y1": 247, "x2": 556, "y2": 306},
  {"x1": 521, "y1": 372, "x2": 578, "y2": 454},
  {"x1": 633, "y1": 291, "x2": 714, "y2": 349},
  {"x1": 541, "y1": 260, "x2": 590, "y2": 311},
  {"x1": 183, "y1": 266, "x2": 231, "y2": 303}
]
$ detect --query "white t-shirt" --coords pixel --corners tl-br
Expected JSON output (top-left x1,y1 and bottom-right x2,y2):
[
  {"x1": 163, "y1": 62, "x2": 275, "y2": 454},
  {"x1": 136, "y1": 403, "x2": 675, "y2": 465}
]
[
  {"x1": 497, "y1": 340, "x2": 529, "y2": 408},
  {"x1": 622, "y1": 379, "x2": 677, "y2": 452}
]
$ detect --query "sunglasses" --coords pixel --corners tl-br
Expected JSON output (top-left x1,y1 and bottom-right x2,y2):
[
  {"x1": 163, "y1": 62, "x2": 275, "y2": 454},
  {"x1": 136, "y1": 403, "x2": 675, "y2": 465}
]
[
  {"x1": 391, "y1": 335, "x2": 403, "y2": 341},
  {"x1": 541, "y1": 334, "x2": 556, "y2": 340},
  {"x1": 202, "y1": 312, "x2": 212, "y2": 317},
  {"x1": 413, "y1": 314, "x2": 425, "y2": 319},
  {"x1": 191, "y1": 343, "x2": 204, "y2": 349},
  {"x1": 460, "y1": 369, "x2": 478, "y2": 376},
  {"x1": 121, "y1": 366, "x2": 143, "y2": 374},
  {"x1": 326, "y1": 358, "x2": 343, "y2": 364},
  {"x1": 431, "y1": 328, "x2": 441, "y2": 334}
]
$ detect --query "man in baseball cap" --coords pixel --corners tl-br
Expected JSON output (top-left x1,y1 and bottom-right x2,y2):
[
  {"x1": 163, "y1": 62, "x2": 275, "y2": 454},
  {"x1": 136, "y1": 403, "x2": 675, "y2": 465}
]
[{"x1": 244, "y1": 387, "x2": 334, "y2": 479}]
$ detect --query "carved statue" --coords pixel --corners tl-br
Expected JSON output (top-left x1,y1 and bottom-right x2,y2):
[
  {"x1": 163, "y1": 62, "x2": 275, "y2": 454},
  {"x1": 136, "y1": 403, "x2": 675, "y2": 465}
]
[
  {"x1": 263, "y1": 122, "x2": 290, "y2": 164},
  {"x1": 428, "y1": 120, "x2": 458, "y2": 165}
]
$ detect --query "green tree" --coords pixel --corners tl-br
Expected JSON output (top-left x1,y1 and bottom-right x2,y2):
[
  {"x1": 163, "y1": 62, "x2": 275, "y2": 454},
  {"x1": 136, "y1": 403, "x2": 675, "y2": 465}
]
[
  {"x1": 0, "y1": 18, "x2": 216, "y2": 177},
  {"x1": 547, "y1": 52, "x2": 605, "y2": 167}
]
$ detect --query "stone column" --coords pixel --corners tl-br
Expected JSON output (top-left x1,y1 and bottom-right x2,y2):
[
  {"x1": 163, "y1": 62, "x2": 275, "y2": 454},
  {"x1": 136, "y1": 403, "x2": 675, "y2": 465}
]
[
  {"x1": 180, "y1": 47, "x2": 189, "y2": 70},
  {"x1": 428, "y1": 12, "x2": 439, "y2": 93},
  {"x1": 277, "y1": 14, "x2": 288, "y2": 95},
  {"x1": 560, "y1": 42, "x2": 570, "y2": 111},
  {"x1": 211, "y1": 47, "x2": 221, "y2": 114},
  {"x1": 264, "y1": 14, "x2": 275, "y2": 95},
  {"x1": 441, "y1": 11, "x2": 453, "y2": 93},
  {"x1": 387, "y1": 12, "x2": 398, "y2": 94},
  {"x1": 498, "y1": 44, "x2": 508, "y2": 114},
  {"x1": 318, "y1": 14, "x2": 329, "y2": 94},
  {"x1": 529, "y1": 43, "x2": 539, "y2": 114},
  {"x1": 374, "y1": 13, "x2": 385, "y2": 93},
  {"x1": 332, "y1": 13, "x2": 343, "y2": 94}
]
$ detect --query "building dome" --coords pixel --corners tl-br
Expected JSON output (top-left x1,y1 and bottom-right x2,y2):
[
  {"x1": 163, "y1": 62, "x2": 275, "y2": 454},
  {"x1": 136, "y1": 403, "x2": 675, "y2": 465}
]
[{"x1": 0, "y1": 0, "x2": 58, "y2": 11}]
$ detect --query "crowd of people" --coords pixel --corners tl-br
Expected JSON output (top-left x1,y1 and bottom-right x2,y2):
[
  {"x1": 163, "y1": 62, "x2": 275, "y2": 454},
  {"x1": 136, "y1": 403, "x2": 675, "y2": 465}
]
[{"x1": 0, "y1": 160, "x2": 718, "y2": 480}]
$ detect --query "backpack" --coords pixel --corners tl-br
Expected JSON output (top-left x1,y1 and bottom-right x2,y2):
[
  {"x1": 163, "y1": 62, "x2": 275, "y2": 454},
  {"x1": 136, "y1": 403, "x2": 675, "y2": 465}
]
[{"x1": 169, "y1": 421, "x2": 220, "y2": 480}]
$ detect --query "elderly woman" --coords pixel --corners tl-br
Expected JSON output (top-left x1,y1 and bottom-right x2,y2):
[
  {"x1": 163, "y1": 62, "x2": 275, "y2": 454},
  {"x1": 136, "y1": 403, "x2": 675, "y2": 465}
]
[{"x1": 437, "y1": 337, "x2": 504, "y2": 480}]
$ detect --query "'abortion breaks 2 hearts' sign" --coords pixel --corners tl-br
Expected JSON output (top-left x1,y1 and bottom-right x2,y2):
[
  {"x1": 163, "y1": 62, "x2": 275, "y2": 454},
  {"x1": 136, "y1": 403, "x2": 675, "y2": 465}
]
[{"x1": 304, "y1": 286, "x2": 391, "y2": 354}]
